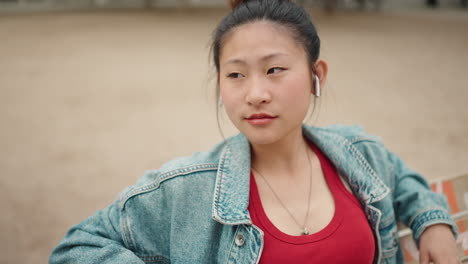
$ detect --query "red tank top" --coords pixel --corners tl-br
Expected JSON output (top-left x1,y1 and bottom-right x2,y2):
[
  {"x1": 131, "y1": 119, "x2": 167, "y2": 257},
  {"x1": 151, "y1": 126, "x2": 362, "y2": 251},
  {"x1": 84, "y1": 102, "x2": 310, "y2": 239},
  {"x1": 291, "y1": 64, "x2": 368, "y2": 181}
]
[{"x1": 248, "y1": 142, "x2": 375, "y2": 263}]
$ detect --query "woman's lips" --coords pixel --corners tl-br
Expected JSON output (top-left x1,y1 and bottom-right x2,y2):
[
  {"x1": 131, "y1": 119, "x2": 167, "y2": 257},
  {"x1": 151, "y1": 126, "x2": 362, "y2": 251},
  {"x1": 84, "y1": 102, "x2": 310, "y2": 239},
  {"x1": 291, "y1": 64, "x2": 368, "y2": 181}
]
[
  {"x1": 245, "y1": 113, "x2": 277, "y2": 125},
  {"x1": 246, "y1": 117, "x2": 276, "y2": 125}
]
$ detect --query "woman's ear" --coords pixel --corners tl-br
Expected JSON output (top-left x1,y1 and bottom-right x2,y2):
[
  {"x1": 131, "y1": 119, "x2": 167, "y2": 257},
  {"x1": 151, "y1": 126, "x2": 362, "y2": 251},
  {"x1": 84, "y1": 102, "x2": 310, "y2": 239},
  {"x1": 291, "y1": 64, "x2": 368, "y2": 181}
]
[{"x1": 312, "y1": 59, "x2": 328, "y2": 96}]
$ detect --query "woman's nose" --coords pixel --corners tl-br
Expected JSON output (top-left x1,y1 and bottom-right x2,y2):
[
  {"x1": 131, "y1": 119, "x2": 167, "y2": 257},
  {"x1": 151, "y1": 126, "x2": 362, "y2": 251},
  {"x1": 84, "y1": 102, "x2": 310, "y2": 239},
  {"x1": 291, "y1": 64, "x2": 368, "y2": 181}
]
[{"x1": 245, "y1": 77, "x2": 272, "y2": 106}]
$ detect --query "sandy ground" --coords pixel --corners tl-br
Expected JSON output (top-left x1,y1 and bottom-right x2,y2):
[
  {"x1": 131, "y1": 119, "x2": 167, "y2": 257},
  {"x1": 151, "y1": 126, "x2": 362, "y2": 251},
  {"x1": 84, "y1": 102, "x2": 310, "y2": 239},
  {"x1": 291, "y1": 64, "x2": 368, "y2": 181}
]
[{"x1": 1, "y1": 5, "x2": 467, "y2": 264}]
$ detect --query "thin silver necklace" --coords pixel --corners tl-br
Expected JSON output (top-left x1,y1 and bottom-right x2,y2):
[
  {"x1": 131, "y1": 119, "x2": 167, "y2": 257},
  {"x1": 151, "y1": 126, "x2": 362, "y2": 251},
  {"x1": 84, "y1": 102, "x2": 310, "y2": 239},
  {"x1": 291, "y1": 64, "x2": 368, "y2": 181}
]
[{"x1": 252, "y1": 145, "x2": 313, "y2": 236}]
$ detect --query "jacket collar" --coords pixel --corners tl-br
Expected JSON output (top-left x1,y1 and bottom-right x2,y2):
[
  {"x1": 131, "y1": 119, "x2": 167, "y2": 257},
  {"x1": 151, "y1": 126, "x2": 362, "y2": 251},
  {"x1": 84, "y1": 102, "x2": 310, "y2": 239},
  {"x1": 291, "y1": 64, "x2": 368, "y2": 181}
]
[{"x1": 211, "y1": 125, "x2": 390, "y2": 225}]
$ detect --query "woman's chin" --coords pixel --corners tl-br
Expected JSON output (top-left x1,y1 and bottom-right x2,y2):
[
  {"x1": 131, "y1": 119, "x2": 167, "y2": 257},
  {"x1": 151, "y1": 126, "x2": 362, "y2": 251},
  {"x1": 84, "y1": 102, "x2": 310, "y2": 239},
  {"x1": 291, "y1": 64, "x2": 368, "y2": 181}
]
[
  {"x1": 239, "y1": 123, "x2": 303, "y2": 147},
  {"x1": 241, "y1": 130, "x2": 283, "y2": 146}
]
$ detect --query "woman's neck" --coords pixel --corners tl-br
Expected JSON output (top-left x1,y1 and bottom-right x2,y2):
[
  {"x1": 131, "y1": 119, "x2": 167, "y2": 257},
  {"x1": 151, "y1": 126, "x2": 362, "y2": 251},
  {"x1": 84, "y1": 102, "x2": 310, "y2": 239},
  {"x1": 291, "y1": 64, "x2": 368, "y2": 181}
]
[{"x1": 250, "y1": 126, "x2": 310, "y2": 179}]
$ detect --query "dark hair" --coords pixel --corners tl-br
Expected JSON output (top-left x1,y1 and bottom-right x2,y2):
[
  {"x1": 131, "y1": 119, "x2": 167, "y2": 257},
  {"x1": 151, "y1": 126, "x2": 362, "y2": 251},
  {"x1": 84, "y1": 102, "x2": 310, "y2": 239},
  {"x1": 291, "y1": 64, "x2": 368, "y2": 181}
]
[{"x1": 211, "y1": 0, "x2": 322, "y2": 136}]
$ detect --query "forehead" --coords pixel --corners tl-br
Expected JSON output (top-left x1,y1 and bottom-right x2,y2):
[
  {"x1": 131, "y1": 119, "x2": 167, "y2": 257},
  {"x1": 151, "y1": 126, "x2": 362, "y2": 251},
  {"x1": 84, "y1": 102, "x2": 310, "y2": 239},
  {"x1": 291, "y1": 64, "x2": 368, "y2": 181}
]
[{"x1": 220, "y1": 21, "x2": 305, "y2": 65}]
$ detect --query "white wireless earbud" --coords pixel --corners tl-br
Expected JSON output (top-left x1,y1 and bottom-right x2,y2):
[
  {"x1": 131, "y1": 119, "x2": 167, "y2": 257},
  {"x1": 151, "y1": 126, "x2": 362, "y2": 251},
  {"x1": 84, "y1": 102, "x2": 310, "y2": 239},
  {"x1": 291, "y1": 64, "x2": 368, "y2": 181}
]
[{"x1": 314, "y1": 75, "x2": 321, "y2": 97}]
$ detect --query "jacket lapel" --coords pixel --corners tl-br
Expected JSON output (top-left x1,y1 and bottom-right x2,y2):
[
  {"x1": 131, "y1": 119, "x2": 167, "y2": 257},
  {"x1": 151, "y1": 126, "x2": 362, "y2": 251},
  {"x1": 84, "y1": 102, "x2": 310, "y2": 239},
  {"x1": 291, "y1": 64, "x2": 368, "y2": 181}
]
[
  {"x1": 211, "y1": 125, "x2": 391, "y2": 225},
  {"x1": 304, "y1": 125, "x2": 390, "y2": 205},
  {"x1": 212, "y1": 133, "x2": 252, "y2": 225}
]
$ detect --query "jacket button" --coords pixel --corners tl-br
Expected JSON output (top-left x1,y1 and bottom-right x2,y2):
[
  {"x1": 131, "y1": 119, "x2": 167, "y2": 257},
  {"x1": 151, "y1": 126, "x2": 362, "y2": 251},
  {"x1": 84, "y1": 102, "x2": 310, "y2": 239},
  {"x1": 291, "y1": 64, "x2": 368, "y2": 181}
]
[{"x1": 235, "y1": 233, "x2": 245, "y2": 247}]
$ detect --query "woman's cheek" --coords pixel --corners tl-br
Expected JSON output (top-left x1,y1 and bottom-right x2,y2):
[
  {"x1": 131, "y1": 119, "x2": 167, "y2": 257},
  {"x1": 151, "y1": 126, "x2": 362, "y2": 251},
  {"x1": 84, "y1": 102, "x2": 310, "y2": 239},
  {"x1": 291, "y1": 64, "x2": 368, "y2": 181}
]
[
  {"x1": 281, "y1": 80, "x2": 311, "y2": 104},
  {"x1": 220, "y1": 93, "x2": 241, "y2": 123}
]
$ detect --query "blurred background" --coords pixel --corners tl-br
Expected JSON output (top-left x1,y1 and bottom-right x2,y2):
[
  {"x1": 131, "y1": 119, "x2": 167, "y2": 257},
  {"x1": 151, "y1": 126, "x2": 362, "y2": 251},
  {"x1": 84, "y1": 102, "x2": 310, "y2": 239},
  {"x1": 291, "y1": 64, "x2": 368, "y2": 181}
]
[{"x1": 1, "y1": 0, "x2": 467, "y2": 263}]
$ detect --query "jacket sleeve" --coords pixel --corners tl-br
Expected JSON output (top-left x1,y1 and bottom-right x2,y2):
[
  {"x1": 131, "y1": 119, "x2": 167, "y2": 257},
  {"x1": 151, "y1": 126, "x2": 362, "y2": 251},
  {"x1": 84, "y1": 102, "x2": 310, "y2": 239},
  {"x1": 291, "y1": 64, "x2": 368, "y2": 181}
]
[
  {"x1": 387, "y1": 148, "x2": 459, "y2": 246},
  {"x1": 49, "y1": 199, "x2": 144, "y2": 264}
]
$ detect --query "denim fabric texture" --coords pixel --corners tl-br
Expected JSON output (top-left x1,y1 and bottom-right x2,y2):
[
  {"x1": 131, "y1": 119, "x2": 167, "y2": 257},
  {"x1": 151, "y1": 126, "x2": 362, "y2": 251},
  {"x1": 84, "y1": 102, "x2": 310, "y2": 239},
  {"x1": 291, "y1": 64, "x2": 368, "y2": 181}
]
[{"x1": 49, "y1": 124, "x2": 458, "y2": 264}]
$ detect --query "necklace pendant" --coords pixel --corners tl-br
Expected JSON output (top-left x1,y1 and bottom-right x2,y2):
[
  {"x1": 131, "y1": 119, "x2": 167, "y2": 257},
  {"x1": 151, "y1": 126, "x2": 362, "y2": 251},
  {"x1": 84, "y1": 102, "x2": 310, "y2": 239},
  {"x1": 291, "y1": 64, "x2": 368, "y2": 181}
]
[{"x1": 301, "y1": 228, "x2": 309, "y2": 235}]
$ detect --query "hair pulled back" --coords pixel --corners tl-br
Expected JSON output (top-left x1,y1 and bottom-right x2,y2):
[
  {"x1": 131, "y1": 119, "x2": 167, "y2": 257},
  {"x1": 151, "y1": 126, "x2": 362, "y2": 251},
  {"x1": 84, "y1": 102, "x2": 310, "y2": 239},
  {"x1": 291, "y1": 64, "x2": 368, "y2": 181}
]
[{"x1": 212, "y1": 0, "x2": 321, "y2": 81}]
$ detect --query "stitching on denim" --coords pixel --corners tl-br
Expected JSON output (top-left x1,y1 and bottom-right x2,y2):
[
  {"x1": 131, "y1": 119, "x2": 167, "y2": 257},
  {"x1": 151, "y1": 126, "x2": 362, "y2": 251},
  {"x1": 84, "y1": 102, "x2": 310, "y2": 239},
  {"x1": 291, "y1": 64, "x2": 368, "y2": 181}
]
[
  {"x1": 415, "y1": 218, "x2": 459, "y2": 243},
  {"x1": 367, "y1": 204, "x2": 383, "y2": 264},
  {"x1": 212, "y1": 140, "x2": 251, "y2": 224},
  {"x1": 213, "y1": 144, "x2": 231, "y2": 222},
  {"x1": 225, "y1": 225, "x2": 240, "y2": 264},
  {"x1": 252, "y1": 225, "x2": 264, "y2": 264},
  {"x1": 409, "y1": 209, "x2": 454, "y2": 239},
  {"x1": 157, "y1": 164, "x2": 218, "y2": 183},
  {"x1": 324, "y1": 131, "x2": 389, "y2": 203},
  {"x1": 348, "y1": 136, "x2": 378, "y2": 144},
  {"x1": 121, "y1": 209, "x2": 137, "y2": 252},
  {"x1": 413, "y1": 210, "x2": 450, "y2": 231},
  {"x1": 157, "y1": 163, "x2": 218, "y2": 178},
  {"x1": 120, "y1": 164, "x2": 218, "y2": 210},
  {"x1": 137, "y1": 255, "x2": 170, "y2": 263},
  {"x1": 351, "y1": 138, "x2": 396, "y2": 193},
  {"x1": 312, "y1": 129, "x2": 390, "y2": 206},
  {"x1": 120, "y1": 211, "x2": 131, "y2": 249},
  {"x1": 349, "y1": 143, "x2": 390, "y2": 202},
  {"x1": 408, "y1": 207, "x2": 448, "y2": 228},
  {"x1": 415, "y1": 219, "x2": 456, "y2": 243}
]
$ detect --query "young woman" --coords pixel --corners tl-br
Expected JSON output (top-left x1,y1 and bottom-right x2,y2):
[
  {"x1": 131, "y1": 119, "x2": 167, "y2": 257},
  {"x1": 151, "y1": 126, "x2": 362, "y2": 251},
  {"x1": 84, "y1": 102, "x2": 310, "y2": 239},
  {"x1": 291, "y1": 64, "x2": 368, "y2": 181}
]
[{"x1": 49, "y1": 0, "x2": 460, "y2": 263}]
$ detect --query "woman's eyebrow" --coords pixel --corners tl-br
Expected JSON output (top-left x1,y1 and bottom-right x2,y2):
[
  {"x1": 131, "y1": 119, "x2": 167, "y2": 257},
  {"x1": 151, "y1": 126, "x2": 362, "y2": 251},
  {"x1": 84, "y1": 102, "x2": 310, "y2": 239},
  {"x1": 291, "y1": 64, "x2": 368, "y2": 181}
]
[{"x1": 222, "y1": 52, "x2": 288, "y2": 67}]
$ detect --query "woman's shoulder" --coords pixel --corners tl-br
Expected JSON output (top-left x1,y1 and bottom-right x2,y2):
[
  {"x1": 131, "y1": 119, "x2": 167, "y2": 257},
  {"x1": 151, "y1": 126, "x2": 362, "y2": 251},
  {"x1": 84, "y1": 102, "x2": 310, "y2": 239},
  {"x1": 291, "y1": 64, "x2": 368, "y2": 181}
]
[
  {"x1": 309, "y1": 123, "x2": 383, "y2": 144},
  {"x1": 117, "y1": 138, "x2": 230, "y2": 210},
  {"x1": 306, "y1": 124, "x2": 395, "y2": 170}
]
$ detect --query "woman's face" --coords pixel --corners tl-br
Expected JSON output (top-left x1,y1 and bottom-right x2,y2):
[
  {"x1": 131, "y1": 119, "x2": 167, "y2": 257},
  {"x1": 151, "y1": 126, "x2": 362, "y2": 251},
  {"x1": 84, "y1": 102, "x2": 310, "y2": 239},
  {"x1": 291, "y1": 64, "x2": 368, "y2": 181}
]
[{"x1": 219, "y1": 21, "x2": 313, "y2": 145}]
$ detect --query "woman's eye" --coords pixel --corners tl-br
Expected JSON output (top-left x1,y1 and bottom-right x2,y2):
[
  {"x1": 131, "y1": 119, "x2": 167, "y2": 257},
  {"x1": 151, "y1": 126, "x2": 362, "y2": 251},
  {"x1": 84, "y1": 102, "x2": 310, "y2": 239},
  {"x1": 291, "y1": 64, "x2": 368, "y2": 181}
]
[
  {"x1": 267, "y1": 67, "x2": 286, "y2": 75},
  {"x1": 227, "y1": 72, "x2": 243, "y2": 78}
]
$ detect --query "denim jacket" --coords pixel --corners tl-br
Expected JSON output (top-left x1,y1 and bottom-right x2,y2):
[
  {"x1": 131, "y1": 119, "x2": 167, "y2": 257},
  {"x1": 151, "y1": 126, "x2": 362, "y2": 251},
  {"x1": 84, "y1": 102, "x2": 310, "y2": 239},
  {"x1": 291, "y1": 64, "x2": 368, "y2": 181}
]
[{"x1": 49, "y1": 124, "x2": 458, "y2": 264}]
